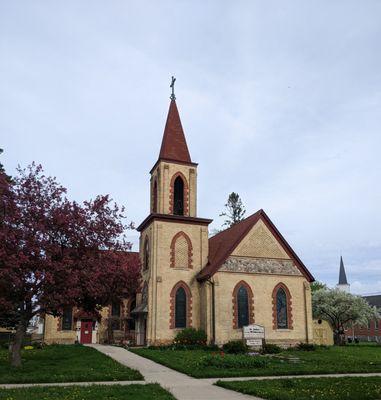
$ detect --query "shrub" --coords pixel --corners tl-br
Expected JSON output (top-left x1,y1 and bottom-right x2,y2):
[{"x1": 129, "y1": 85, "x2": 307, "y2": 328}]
[
  {"x1": 222, "y1": 340, "x2": 248, "y2": 354},
  {"x1": 174, "y1": 328, "x2": 207, "y2": 346},
  {"x1": 296, "y1": 342, "x2": 316, "y2": 351},
  {"x1": 199, "y1": 353, "x2": 269, "y2": 369},
  {"x1": 261, "y1": 343, "x2": 282, "y2": 354}
]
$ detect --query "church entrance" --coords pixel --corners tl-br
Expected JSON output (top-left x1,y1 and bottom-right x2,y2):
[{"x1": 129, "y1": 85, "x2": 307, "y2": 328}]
[{"x1": 80, "y1": 319, "x2": 93, "y2": 344}]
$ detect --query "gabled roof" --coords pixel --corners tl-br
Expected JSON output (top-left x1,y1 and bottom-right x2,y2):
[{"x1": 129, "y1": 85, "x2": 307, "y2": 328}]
[
  {"x1": 363, "y1": 294, "x2": 381, "y2": 309},
  {"x1": 158, "y1": 100, "x2": 192, "y2": 164},
  {"x1": 338, "y1": 256, "x2": 348, "y2": 285},
  {"x1": 197, "y1": 209, "x2": 314, "y2": 282}
]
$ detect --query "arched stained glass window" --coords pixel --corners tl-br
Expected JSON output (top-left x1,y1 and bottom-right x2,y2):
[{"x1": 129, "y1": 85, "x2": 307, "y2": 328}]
[
  {"x1": 173, "y1": 176, "x2": 184, "y2": 215},
  {"x1": 237, "y1": 286, "x2": 249, "y2": 328},
  {"x1": 175, "y1": 287, "x2": 187, "y2": 328},
  {"x1": 276, "y1": 288, "x2": 288, "y2": 329}
]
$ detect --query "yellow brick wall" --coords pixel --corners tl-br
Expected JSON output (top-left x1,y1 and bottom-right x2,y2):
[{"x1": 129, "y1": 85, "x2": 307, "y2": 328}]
[
  {"x1": 212, "y1": 272, "x2": 313, "y2": 346},
  {"x1": 140, "y1": 219, "x2": 208, "y2": 345},
  {"x1": 232, "y1": 219, "x2": 290, "y2": 259}
]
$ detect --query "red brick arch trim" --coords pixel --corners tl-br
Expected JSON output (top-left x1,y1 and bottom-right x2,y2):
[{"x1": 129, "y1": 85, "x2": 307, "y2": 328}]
[
  {"x1": 169, "y1": 281, "x2": 192, "y2": 329},
  {"x1": 232, "y1": 280, "x2": 255, "y2": 329},
  {"x1": 169, "y1": 172, "x2": 189, "y2": 215},
  {"x1": 170, "y1": 231, "x2": 193, "y2": 269},
  {"x1": 272, "y1": 282, "x2": 293, "y2": 330}
]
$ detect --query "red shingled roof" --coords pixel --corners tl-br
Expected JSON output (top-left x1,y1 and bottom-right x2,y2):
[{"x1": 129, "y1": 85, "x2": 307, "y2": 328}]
[
  {"x1": 197, "y1": 209, "x2": 314, "y2": 282},
  {"x1": 158, "y1": 100, "x2": 192, "y2": 163}
]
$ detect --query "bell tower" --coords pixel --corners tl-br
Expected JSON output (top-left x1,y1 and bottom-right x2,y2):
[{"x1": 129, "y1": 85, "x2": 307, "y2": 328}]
[
  {"x1": 149, "y1": 98, "x2": 198, "y2": 217},
  {"x1": 136, "y1": 79, "x2": 212, "y2": 346}
]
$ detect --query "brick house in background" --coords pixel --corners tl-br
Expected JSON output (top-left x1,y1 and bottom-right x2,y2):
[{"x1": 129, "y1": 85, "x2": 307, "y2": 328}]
[{"x1": 336, "y1": 257, "x2": 380, "y2": 343}]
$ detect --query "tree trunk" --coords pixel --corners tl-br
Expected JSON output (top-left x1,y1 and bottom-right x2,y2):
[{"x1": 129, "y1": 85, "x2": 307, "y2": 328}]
[{"x1": 9, "y1": 319, "x2": 26, "y2": 367}]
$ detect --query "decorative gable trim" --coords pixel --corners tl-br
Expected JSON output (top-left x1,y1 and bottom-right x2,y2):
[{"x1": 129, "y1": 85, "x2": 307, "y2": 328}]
[{"x1": 170, "y1": 231, "x2": 193, "y2": 269}]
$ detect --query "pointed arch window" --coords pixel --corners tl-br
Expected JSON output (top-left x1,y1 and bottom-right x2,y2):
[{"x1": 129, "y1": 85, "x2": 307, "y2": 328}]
[
  {"x1": 153, "y1": 180, "x2": 158, "y2": 213},
  {"x1": 143, "y1": 237, "x2": 149, "y2": 271},
  {"x1": 170, "y1": 281, "x2": 192, "y2": 329},
  {"x1": 175, "y1": 287, "x2": 187, "y2": 328},
  {"x1": 232, "y1": 281, "x2": 254, "y2": 329},
  {"x1": 276, "y1": 288, "x2": 288, "y2": 329},
  {"x1": 237, "y1": 286, "x2": 249, "y2": 328},
  {"x1": 272, "y1": 283, "x2": 293, "y2": 330},
  {"x1": 173, "y1": 176, "x2": 184, "y2": 215}
]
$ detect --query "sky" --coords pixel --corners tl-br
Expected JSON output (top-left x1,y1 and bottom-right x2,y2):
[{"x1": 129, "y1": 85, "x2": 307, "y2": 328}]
[{"x1": 1, "y1": 1, "x2": 380, "y2": 295}]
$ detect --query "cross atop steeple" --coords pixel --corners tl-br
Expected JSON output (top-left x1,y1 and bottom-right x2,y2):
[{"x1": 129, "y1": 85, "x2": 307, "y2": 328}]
[{"x1": 170, "y1": 76, "x2": 176, "y2": 100}]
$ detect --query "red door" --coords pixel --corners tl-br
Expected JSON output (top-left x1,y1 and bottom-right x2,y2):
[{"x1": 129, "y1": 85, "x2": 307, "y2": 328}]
[{"x1": 80, "y1": 320, "x2": 93, "y2": 344}]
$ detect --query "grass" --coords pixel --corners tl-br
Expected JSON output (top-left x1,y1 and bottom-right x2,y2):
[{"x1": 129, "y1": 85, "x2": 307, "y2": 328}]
[
  {"x1": 131, "y1": 345, "x2": 381, "y2": 378},
  {"x1": 0, "y1": 345, "x2": 143, "y2": 383},
  {"x1": 217, "y1": 377, "x2": 381, "y2": 400},
  {"x1": 0, "y1": 384, "x2": 175, "y2": 400}
]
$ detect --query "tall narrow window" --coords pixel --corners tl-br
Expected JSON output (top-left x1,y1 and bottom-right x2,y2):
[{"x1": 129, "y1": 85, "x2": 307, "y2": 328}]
[
  {"x1": 173, "y1": 176, "x2": 184, "y2": 215},
  {"x1": 111, "y1": 301, "x2": 121, "y2": 330},
  {"x1": 153, "y1": 180, "x2": 158, "y2": 213},
  {"x1": 144, "y1": 237, "x2": 149, "y2": 271},
  {"x1": 175, "y1": 287, "x2": 187, "y2": 328},
  {"x1": 62, "y1": 307, "x2": 72, "y2": 331},
  {"x1": 276, "y1": 288, "x2": 288, "y2": 329},
  {"x1": 237, "y1": 286, "x2": 249, "y2": 328},
  {"x1": 128, "y1": 299, "x2": 136, "y2": 331}
]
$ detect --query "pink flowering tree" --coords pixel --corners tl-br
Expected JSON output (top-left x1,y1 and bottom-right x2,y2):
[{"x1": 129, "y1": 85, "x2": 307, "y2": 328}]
[{"x1": 0, "y1": 163, "x2": 140, "y2": 366}]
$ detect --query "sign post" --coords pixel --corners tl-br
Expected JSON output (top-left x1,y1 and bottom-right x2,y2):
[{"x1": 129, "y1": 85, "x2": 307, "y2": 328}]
[{"x1": 243, "y1": 324, "x2": 265, "y2": 350}]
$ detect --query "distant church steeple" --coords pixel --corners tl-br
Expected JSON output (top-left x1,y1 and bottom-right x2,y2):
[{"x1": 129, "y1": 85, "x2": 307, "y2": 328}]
[{"x1": 336, "y1": 256, "x2": 350, "y2": 292}]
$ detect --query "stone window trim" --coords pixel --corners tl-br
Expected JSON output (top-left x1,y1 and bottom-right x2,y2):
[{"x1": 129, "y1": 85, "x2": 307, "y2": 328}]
[
  {"x1": 232, "y1": 280, "x2": 255, "y2": 329},
  {"x1": 169, "y1": 172, "x2": 189, "y2": 215},
  {"x1": 169, "y1": 281, "x2": 192, "y2": 329},
  {"x1": 272, "y1": 282, "x2": 293, "y2": 330},
  {"x1": 170, "y1": 231, "x2": 193, "y2": 269}
]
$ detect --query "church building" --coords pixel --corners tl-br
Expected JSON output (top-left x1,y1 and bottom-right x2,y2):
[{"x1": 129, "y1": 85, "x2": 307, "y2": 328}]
[{"x1": 133, "y1": 92, "x2": 315, "y2": 347}]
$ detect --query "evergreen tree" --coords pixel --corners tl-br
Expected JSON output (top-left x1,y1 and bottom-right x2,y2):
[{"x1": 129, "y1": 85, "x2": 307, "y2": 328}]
[{"x1": 220, "y1": 192, "x2": 246, "y2": 228}]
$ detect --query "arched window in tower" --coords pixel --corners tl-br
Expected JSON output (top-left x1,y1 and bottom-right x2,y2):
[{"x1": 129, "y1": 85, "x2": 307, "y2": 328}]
[
  {"x1": 153, "y1": 180, "x2": 158, "y2": 213},
  {"x1": 237, "y1": 285, "x2": 249, "y2": 328},
  {"x1": 143, "y1": 237, "x2": 149, "y2": 271},
  {"x1": 175, "y1": 287, "x2": 187, "y2": 328},
  {"x1": 276, "y1": 287, "x2": 288, "y2": 329},
  {"x1": 173, "y1": 176, "x2": 184, "y2": 215},
  {"x1": 170, "y1": 232, "x2": 192, "y2": 269}
]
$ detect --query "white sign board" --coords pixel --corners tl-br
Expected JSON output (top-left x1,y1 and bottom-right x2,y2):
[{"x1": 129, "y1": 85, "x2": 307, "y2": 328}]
[
  {"x1": 243, "y1": 324, "x2": 265, "y2": 339},
  {"x1": 246, "y1": 338, "x2": 263, "y2": 347}
]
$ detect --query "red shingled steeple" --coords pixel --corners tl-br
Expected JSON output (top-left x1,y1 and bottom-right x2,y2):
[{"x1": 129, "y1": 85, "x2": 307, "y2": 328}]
[{"x1": 158, "y1": 100, "x2": 192, "y2": 163}]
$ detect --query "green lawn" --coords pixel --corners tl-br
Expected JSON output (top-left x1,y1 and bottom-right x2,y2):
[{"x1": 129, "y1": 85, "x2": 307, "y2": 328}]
[
  {"x1": 0, "y1": 345, "x2": 143, "y2": 383},
  {"x1": 217, "y1": 377, "x2": 381, "y2": 400},
  {"x1": 132, "y1": 345, "x2": 381, "y2": 378},
  {"x1": 0, "y1": 384, "x2": 174, "y2": 400}
]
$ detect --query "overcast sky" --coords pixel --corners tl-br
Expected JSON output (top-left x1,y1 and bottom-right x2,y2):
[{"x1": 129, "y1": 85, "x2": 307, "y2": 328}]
[{"x1": 1, "y1": 1, "x2": 380, "y2": 294}]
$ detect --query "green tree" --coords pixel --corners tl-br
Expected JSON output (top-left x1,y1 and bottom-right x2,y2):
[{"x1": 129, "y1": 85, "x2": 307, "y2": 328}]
[
  {"x1": 220, "y1": 192, "x2": 246, "y2": 228},
  {"x1": 312, "y1": 288, "x2": 378, "y2": 345},
  {"x1": 310, "y1": 281, "x2": 327, "y2": 292}
]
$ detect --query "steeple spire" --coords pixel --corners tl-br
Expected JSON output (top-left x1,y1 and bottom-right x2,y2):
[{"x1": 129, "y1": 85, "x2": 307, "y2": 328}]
[
  {"x1": 336, "y1": 256, "x2": 350, "y2": 292},
  {"x1": 338, "y1": 256, "x2": 348, "y2": 285},
  {"x1": 157, "y1": 80, "x2": 192, "y2": 164}
]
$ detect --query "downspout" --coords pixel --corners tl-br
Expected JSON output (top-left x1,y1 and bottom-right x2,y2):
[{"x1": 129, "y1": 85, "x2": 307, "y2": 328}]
[
  {"x1": 207, "y1": 277, "x2": 216, "y2": 345},
  {"x1": 303, "y1": 282, "x2": 309, "y2": 343}
]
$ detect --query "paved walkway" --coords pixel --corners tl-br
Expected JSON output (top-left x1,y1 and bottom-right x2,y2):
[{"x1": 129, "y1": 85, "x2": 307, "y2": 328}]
[
  {"x1": 2, "y1": 345, "x2": 381, "y2": 400},
  {"x1": 90, "y1": 344, "x2": 260, "y2": 400}
]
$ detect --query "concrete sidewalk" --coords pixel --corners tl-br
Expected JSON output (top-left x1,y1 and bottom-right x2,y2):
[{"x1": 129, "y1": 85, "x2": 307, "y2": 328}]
[{"x1": 89, "y1": 344, "x2": 261, "y2": 400}]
